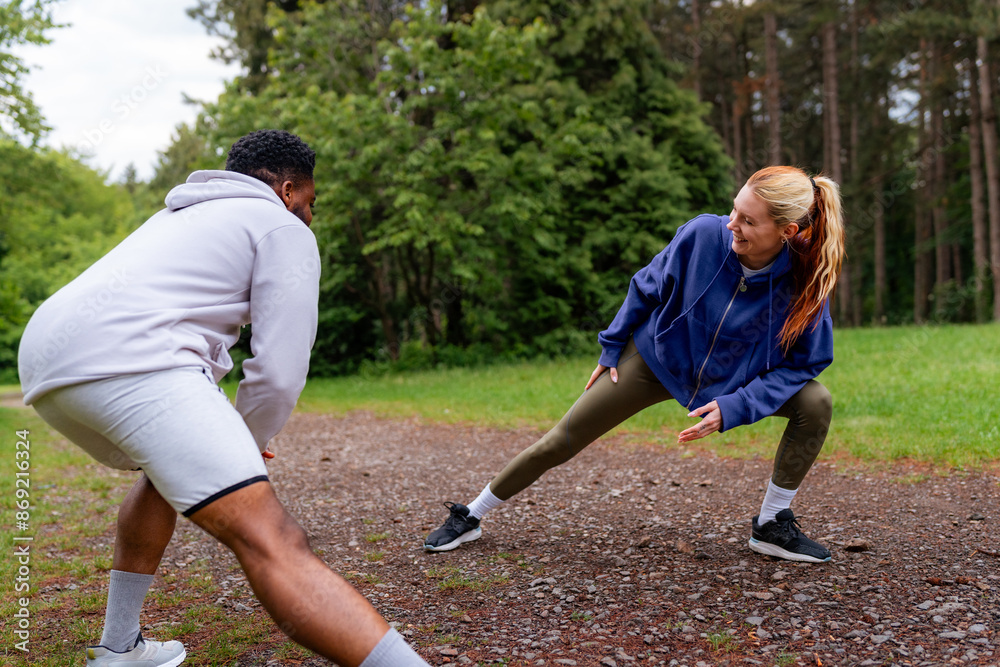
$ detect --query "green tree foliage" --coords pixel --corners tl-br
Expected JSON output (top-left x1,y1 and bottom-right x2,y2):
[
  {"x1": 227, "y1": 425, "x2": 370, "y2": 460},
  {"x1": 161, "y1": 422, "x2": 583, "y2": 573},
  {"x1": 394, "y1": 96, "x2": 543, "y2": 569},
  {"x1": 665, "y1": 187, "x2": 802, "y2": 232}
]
[
  {"x1": 0, "y1": 0, "x2": 58, "y2": 142},
  {"x1": 203, "y1": 0, "x2": 732, "y2": 373},
  {"x1": 267, "y1": 0, "x2": 403, "y2": 96},
  {"x1": 187, "y1": 0, "x2": 305, "y2": 94},
  {"x1": 0, "y1": 1, "x2": 143, "y2": 382},
  {"x1": 0, "y1": 140, "x2": 136, "y2": 380}
]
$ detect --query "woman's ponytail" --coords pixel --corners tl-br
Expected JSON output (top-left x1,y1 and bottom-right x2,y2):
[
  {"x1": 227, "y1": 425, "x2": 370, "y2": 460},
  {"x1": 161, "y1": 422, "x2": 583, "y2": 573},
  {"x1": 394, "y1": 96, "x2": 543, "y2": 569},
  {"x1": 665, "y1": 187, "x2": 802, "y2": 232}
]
[{"x1": 747, "y1": 167, "x2": 846, "y2": 351}]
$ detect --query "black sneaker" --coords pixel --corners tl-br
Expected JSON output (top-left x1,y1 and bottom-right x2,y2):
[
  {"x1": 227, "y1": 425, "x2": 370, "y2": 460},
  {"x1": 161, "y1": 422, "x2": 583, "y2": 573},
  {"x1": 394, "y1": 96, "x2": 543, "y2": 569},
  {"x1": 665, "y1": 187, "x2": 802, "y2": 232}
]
[
  {"x1": 749, "y1": 508, "x2": 831, "y2": 563},
  {"x1": 424, "y1": 502, "x2": 482, "y2": 552}
]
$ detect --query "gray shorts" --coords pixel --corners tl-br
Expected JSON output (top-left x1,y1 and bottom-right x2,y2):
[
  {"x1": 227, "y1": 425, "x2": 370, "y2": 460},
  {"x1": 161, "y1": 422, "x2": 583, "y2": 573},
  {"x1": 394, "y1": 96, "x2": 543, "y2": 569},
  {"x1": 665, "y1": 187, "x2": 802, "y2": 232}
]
[{"x1": 32, "y1": 367, "x2": 269, "y2": 516}]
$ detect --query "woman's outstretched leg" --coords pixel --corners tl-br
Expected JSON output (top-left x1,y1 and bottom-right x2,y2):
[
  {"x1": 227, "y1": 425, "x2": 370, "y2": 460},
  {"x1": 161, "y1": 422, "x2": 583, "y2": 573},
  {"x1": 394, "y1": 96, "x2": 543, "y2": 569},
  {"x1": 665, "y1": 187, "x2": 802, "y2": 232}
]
[{"x1": 424, "y1": 339, "x2": 672, "y2": 551}]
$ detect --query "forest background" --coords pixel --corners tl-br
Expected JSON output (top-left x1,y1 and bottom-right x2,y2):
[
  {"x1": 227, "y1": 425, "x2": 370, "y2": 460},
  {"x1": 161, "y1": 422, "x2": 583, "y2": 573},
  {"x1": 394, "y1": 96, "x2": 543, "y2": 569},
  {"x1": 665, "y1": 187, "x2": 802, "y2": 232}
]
[{"x1": 2, "y1": 0, "x2": 999, "y2": 382}]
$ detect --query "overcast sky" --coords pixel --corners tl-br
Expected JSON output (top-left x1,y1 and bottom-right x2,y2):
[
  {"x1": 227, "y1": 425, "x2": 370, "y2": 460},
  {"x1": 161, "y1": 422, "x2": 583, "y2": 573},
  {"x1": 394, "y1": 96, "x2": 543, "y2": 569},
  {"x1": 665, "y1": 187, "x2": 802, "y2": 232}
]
[{"x1": 16, "y1": 0, "x2": 241, "y2": 181}]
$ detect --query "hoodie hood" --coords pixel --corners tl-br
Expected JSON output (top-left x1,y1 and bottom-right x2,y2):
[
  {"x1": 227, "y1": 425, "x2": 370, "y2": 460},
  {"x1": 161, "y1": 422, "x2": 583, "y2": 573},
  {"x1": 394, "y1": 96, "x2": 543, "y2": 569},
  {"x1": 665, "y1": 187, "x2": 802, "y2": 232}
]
[{"x1": 164, "y1": 170, "x2": 284, "y2": 212}]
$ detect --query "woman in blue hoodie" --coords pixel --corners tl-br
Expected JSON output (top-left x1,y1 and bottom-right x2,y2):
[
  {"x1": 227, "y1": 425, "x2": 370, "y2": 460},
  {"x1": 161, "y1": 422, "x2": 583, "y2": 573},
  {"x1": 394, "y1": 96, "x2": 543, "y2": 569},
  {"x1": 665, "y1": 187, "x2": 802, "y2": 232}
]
[{"x1": 425, "y1": 166, "x2": 846, "y2": 563}]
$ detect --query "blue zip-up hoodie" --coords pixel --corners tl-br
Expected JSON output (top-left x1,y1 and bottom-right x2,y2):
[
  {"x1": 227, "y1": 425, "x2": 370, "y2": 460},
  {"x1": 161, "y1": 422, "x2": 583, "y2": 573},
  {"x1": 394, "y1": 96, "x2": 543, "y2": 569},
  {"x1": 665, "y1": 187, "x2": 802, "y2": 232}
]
[{"x1": 597, "y1": 214, "x2": 833, "y2": 432}]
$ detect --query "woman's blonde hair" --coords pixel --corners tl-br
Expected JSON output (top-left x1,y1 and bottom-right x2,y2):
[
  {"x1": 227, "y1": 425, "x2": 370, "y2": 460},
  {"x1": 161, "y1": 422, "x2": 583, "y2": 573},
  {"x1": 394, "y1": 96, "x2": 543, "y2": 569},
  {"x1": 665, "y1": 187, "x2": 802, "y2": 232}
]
[{"x1": 746, "y1": 166, "x2": 846, "y2": 351}]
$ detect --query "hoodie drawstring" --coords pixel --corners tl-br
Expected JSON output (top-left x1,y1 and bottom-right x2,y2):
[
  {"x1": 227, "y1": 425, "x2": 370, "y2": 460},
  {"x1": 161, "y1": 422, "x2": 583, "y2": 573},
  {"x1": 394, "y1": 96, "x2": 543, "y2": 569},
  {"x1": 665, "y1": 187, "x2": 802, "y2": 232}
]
[
  {"x1": 767, "y1": 272, "x2": 773, "y2": 371},
  {"x1": 677, "y1": 255, "x2": 729, "y2": 322}
]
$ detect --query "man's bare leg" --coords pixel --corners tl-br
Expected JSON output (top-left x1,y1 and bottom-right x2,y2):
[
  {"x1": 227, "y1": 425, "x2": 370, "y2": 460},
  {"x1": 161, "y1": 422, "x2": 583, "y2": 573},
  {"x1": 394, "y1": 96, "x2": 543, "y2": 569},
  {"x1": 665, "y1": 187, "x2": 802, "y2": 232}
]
[
  {"x1": 188, "y1": 480, "x2": 394, "y2": 666},
  {"x1": 100, "y1": 474, "x2": 178, "y2": 651},
  {"x1": 114, "y1": 474, "x2": 177, "y2": 573}
]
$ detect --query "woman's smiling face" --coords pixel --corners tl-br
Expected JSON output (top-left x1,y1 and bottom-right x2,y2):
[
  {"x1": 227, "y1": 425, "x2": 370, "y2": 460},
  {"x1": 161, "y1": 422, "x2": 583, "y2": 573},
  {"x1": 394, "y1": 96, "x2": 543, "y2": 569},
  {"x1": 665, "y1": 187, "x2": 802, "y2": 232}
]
[{"x1": 726, "y1": 185, "x2": 795, "y2": 270}]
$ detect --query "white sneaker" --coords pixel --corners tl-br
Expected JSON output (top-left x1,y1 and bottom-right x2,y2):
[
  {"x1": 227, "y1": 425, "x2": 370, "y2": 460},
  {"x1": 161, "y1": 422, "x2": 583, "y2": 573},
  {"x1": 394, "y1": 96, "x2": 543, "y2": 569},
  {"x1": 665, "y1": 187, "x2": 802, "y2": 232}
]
[{"x1": 86, "y1": 632, "x2": 186, "y2": 666}]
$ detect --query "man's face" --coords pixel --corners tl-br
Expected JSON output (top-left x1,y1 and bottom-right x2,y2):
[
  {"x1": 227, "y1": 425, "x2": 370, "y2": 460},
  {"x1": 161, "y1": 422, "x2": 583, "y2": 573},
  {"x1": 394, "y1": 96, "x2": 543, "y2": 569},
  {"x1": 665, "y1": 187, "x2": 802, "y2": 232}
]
[{"x1": 280, "y1": 179, "x2": 316, "y2": 226}]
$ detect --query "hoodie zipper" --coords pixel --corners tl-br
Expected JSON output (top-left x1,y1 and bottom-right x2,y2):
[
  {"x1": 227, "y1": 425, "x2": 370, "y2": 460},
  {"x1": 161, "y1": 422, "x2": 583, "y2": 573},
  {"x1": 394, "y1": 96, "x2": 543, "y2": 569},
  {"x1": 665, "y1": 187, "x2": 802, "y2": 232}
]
[{"x1": 687, "y1": 276, "x2": 746, "y2": 409}]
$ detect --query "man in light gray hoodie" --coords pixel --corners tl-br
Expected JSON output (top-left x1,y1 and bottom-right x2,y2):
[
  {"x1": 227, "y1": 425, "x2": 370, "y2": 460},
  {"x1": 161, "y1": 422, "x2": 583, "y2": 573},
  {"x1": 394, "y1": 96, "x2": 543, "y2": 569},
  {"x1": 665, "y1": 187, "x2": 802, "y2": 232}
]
[{"x1": 18, "y1": 130, "x2": 428, "y2": 667}]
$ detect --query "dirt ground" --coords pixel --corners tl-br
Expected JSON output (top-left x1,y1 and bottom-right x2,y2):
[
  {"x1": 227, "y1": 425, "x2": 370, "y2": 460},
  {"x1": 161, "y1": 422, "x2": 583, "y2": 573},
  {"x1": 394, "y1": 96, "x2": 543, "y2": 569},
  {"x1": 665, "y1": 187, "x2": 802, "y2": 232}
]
[
  {"x1": 142, "y1": 411, "x2": 997, "y2": 667},
  {"x1": 32, "y1": 408, "x2": 997, "y2": 666}
]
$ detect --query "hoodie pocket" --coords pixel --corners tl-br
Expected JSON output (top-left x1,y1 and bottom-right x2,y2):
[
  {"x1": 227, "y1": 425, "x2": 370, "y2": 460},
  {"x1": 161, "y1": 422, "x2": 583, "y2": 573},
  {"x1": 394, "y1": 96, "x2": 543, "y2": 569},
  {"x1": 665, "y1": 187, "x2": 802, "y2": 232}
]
[{"x1": 211, "y1": 341, "x2": 235, "y2": 376}]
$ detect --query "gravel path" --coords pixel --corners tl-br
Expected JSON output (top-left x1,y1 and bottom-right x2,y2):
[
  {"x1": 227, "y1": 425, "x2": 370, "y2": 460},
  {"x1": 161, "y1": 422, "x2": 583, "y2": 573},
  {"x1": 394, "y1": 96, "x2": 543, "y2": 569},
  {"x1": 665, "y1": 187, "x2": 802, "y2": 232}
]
[{"x1": 164, "y1": 411, "x2": 999, "y2": 666}]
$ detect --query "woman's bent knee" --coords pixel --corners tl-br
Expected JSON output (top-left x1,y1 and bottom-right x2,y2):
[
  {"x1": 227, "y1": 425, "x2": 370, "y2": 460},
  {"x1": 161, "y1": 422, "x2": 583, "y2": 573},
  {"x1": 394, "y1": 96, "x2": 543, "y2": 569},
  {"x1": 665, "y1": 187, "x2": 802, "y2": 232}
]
[{"x1": 788, "y1": 381, "x2": 832, "y2": 423}]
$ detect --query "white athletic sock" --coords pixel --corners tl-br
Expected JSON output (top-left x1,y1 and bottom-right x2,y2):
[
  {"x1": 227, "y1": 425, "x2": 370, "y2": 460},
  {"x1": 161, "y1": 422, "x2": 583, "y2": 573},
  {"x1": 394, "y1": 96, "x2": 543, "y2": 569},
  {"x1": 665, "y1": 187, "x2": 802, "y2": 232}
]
[
  {"x1": 757, "y1": 480, "x2": 798, "y2": 525},
  {"x1": 466, "y1": 484, "x2": 504, "y2": 520},
  {"x1": 100, "y1": 569, "x2": 154, "y2": 652},
  {"x1": 359, "y1": 629, "x2": 429, "y2": 667}
]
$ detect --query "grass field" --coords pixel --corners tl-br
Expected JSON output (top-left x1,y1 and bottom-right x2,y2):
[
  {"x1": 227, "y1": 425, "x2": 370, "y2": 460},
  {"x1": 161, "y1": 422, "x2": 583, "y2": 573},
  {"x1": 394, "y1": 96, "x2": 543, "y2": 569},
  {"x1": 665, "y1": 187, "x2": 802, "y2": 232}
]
[
  {"x1": 299, "y1": 322, "x2": 1000, "y2": 469},
  {"x1": 0, "y1": 406, "x2": 122, "y2": 664},
  {"x1": 1, "y1": 322, "x2": 997, "y2": 663},
  {"x1": 0, "y1": 407, "x2": 300, "y2": 664}
]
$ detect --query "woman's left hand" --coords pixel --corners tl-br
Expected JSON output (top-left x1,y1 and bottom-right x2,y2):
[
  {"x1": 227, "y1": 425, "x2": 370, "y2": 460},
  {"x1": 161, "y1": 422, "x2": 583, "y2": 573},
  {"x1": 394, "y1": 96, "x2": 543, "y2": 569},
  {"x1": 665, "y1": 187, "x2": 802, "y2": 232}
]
[{"x1": 677, "y1": 401, "x2": 722, "y2": 443}]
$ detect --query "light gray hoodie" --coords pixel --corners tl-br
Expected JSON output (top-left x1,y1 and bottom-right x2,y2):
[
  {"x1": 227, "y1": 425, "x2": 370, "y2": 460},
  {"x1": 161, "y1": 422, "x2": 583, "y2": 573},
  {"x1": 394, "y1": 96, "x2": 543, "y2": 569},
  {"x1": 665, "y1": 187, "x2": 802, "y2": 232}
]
[{"x1": 18, "y1": 170, "x2": 320, "y2": 449}]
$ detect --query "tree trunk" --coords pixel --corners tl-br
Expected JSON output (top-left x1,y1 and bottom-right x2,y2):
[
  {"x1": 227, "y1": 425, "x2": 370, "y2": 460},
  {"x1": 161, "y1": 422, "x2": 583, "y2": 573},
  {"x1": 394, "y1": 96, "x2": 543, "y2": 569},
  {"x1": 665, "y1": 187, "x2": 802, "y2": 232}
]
[
  {"x1": 849, "y1": 3, "x2": 860, "y2": 184},
  {"x1": 822, "y1": 19, "x2": 848, "y2": 322},
  {"x1": 848, "y1": 1, "x2": 861, "y2": 326},
  {"x1": 872, "y1": 47, "x2": 888, "y2": 325},
  {"x1": 931, "y1": 43, "x2": 950, "y2": 298},
  {"x1": 928, "y1": 107, "x2": 951, "y2": 288},
  {"x1": 969, "y1": 57, "x2": 989, "y2": 322},
  {"x1": 764, "y1": 10, "x2": 780, "y2": 164},
  {"x1": 915, "y1": 203, "x2": 932, "y2": 324},
  {"x1": 952, "y1": 243, "x2": 964, "y2": 288},
  {"x1": 353, "y1": 217, "x2": 400, "y2": 361},
  {"x1": 822, "y1": 22, "x2": 842, "y2": 184},
  {"x1": 731, "y1": 40, "x2": 744, "y2": 183},
  {"x1": 445, "y1": 290, "x2": 467, "y2": 346},
  {"x1": 691, "y1": 0, "x2": 702, "y2": 101},
  {"x1": 732, "y1": 100, "x2": 744, "y2": 183},
  {"x1": 978, "y1": 36, "x2": 1000, "y2": 321},
  {"x1": 914, "y1": 40, "x2": 933, "y2": 324},
  {"x1": 874, "y1": 169, "x2": 886, "y2": 324},
  {"x1": 719, "y1": 75, "x2": 732, "y2": 157}
]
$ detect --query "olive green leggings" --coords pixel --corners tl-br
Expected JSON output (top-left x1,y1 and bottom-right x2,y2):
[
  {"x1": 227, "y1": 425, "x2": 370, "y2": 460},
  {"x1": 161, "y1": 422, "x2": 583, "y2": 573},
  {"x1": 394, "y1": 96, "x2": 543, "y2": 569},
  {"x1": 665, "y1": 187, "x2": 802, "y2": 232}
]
[{"x1": 489, "y1": 338, "x2": 832, "y2": 500}]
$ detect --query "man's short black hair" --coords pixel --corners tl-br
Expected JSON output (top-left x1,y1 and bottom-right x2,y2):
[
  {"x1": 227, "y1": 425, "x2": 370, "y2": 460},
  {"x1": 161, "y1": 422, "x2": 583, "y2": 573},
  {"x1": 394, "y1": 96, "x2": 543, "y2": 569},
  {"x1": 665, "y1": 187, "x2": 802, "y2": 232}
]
[{"x1": 225, "y1": 129, "x2": 316, "y2": 187}]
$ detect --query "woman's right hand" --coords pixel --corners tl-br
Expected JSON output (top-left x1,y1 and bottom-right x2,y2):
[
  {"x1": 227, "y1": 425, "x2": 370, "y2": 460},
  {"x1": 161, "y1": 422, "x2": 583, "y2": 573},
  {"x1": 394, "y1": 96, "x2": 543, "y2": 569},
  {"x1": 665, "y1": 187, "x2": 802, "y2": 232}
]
[{"x1": 585, "y1": 364, "x2": 618, "y2": 390}]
